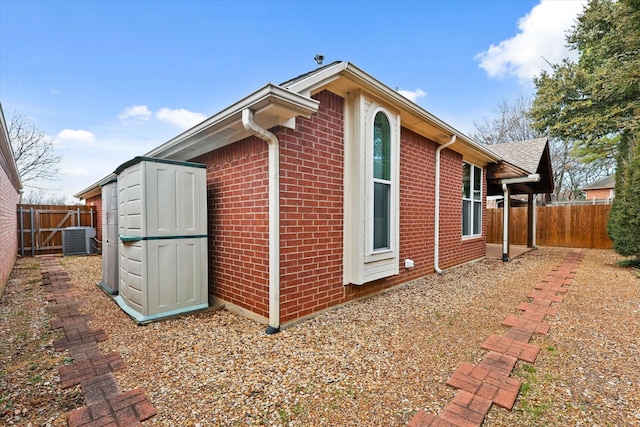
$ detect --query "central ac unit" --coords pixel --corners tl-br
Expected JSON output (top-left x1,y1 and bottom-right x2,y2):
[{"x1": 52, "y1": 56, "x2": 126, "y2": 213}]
[{"x1": 62, "y1": 227, "x2": 97, "y2": 255}]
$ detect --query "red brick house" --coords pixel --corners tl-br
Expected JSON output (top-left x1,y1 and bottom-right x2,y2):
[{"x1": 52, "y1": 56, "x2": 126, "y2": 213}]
[
  {"x1": 77, "y1": 62, "x2": 553, "y2": 332},
  {"x1": 0, "y1": 103, "x2": 23, "y2": 295},
  {"x1": 582, "y1": 175, "x2": 615, "y2": 202}
]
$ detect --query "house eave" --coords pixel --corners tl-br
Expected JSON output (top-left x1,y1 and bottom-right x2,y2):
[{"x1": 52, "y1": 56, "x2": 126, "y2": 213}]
[
  {"x1": 284, "y1": 61, "x2": 501, "y2": 166},
  {"x1": 0, "y1": 103, "x2": 23, "y2": 193},
  {"x1": 146, "y1": 84, "x2": 320, "y2": 161},
  {"x1": 74, "y1": 173, "x2": 116, "y2": 200}
]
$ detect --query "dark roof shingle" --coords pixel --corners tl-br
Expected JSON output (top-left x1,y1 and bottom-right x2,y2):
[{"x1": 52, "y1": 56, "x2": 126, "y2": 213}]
[{"x1": 488, "y1": 138, "x2": 548, "y2": 175}]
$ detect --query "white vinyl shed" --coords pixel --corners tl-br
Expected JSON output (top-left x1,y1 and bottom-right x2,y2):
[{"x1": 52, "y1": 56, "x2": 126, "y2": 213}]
[{"x1": 114, "y1": 157, "x2": 208, "y2": 323}]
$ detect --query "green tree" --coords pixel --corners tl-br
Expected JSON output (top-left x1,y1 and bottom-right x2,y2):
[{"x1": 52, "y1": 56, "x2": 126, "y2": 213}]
[
  {"x1": 472, "y1": 95, "x2": 614, "y2": 201},
  {"x1": 531, "y1": 0, "x2": 640, "y2": 259},
  {"x1": 608, "y1": 139, "x2": 640, "y2": 258}
]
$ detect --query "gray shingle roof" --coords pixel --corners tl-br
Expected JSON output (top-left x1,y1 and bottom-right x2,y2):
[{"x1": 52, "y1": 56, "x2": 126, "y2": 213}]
[
  {"x1": 583, "y1": 175, "x2": 615, "y2": 190},
  {"x1": 488, "y1": 137, "x2": 548, "y2": 175}
]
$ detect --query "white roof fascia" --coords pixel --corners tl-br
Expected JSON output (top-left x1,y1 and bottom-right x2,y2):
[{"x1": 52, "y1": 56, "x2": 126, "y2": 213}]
[
  {"x1": 343, "y1": 63, "x2": 501, "y2": 163},
  {"x1": 74, "y1": 173, "x2": 116, "y2": 200},
  {"x1": 286, "y1": 61, "x2": 500, "y2": 164},
  {"x1": 283, "y1": 61, "x2": 349, "y2": 96},
  {"x1": 147, "y1": 84, "x2": 320, "y2": 160}
]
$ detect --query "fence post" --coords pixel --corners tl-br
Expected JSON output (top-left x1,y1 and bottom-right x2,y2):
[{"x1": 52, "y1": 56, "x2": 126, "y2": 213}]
[
  {"x1": 19, "y1": 206, "x2": 24, "y2": 256},
  {"x1": 30, "y1": 208, "x2": 35, "y2": 257}
]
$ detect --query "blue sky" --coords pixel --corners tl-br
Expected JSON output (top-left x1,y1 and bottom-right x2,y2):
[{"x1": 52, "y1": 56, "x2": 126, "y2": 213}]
[{"x1": 0, "y1": 0, "x2": 587, "y2": 202}]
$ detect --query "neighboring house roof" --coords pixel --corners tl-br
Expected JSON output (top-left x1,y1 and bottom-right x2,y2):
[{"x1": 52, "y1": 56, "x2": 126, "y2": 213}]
[
  {"x1": 485, "y1": 137, "x2": 554, "y2": 195},
  {"x1": 0, "y1": 103, "x2": 22, "y2": 193},
  {"x1": 582, "y1": 175, "x2": 615, "y2": 190},
  {"x1": 74, "y1": 173, "x2": 116, "y2": 200}
]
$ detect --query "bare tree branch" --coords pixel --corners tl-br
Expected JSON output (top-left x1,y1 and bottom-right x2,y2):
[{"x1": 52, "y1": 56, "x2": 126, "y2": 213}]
[
  {"x1": 8, "y1": 111, "x2": 62, "y2": 190},
  {"x1": 472, "y1": 95, "x2": 615, "y2": 201}
]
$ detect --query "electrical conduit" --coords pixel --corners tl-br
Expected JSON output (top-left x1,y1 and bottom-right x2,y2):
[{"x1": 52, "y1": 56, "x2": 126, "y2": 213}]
[{"x1": 242, "y1": 109, "x2": 281, "y2": 334}]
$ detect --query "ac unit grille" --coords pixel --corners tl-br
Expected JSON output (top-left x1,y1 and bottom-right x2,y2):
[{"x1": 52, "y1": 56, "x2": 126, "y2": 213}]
[{"x1": 62, "y1": 227, "x2": 96, "y2": 255}]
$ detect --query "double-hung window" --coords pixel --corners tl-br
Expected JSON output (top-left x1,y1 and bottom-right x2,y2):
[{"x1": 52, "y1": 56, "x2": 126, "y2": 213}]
[
  {"x1": 343, "y1": 94, "x2": 399, "y2": 285},
  {"x1": 462, "y1": 162, "x2": 482, "y2": 237}
]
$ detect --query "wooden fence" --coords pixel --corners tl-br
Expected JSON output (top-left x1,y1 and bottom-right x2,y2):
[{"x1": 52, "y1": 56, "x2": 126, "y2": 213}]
[
  {"x1": 17, "y1": 204, "x2": 98, "y2": 256},
  {"x1": 486, "y1": 204, "x2": 613, "y2": 249}
]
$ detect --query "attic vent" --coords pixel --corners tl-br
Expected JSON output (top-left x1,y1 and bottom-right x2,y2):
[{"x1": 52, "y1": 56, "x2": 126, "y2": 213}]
[{"x1": 62, "y1": 227, "x2": 96, "y2": 255}]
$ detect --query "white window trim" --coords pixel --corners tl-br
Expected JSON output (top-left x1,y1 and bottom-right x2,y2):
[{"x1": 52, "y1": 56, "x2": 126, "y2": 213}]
[
  {"x1": 462, "y1": 162, "x2": 483, "y2": 239},
  {"x1": 344, "y1": 92, "x2": 400, "y2": 284}
]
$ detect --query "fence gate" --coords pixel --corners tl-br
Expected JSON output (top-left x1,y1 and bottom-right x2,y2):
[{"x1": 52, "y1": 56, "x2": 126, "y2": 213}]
[{"x1": 17, "y1": 204, "x2": 97, "y2": 256}]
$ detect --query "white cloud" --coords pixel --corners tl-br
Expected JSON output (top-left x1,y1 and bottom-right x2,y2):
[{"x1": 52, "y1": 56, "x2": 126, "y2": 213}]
[
  {"x1": 56, "y1": 129, "x2": 96, "y2": 143},
  {"x1": 155, "y1": 108, "x2": 207, "y2": 130},
  {"x1": 60, "y1": 168, "x2": 91, "y2": 177},
  {"x1": 118, "y1": 105, "x2": 152, "y2": 120},
  {"x1": 475, "y1": 0, "x2": 587, "y2": 83},
  {"x1": 398, "y1": 88, "x2": 427, "y2": 103}
]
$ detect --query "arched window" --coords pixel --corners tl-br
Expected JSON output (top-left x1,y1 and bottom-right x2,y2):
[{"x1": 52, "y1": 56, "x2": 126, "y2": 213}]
[
  {"x1": 343, "y1": 96, "x2": 399, "y2": 285},
  {"x1": 373, "y1": 111, "x2": 391, "y2": 250}
]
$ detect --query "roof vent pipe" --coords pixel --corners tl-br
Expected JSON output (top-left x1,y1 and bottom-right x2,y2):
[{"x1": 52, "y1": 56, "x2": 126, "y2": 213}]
[
  {"x1": 434, "y1": 135, "x2": 457, "y2": 274},
  {"x1": 242, "y1": 109, "x2": 281, "y2": 334}
]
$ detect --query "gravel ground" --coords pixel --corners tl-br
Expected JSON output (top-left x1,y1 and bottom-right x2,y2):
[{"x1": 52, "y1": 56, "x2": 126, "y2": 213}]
[{"x1": 1, "y1": 247, "x2": 638, "y2": 426}]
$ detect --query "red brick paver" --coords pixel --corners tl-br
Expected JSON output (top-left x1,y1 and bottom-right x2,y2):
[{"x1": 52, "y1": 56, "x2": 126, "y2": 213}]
[
  {"x1": 478, "y1": 352, "x2": 518, "y2": 376},
  {"x1": 516, "y1": 302, "x2": 558, "y2": 317},
  {"x1": 502, "y1": 326, "x2": 534, "y2": 343},
  {"x1": 39, "y1": 256, "x2": 156, "y2": 426},
  {"x1": 67, "y1": 388, "x2": 156, "y2": 427},
  {"x1": 501, "y1": 315, "x2": 550, "y2": 334},
  {"x1": 408, "y1": 250, "x2": 584, "y2": 427},
  {"x1": 446, "y1": 363, "x2": 521, "y2": 409},
  {"x1": 481, "y1": 335, "x2": 540, "y2": 363},
  {"x1": 439, "y1": 391, "x2": 493, "y2": 427},
  {"x1": 59, "y1": 352, "x2": 127, "y2": 388}
]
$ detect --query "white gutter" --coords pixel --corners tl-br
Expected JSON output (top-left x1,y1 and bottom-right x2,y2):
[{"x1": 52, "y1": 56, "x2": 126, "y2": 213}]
[
  {"x1": 434, "y1": 135, "x2": 457, "y2": 274},
  {"x1": 241, "y1": 109, "x2": 281, "y2": 334},
  {"x1": 500, "y1": 174, "x2": 541, "y2": 262}
]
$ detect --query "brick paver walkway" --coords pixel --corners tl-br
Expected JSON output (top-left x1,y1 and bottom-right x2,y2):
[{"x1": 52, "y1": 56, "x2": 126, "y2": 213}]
[
  {"x1": 408, "y1": 250, "x2": 584, "y2": 427},
  {"x1": 40, "y1": 256, "x2": 156, "y2": 426}
]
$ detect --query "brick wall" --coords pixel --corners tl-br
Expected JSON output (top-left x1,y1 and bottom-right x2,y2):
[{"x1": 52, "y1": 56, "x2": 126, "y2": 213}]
[
  {"x1": 585, "y1": 188, "x2": 614, "y2": 201},
  {"x1": 0, "y1": 165, "x2": 19, "y2": 295},
  {"x1": 85, "y1": 195, "x2": 103, "y2": 243},
  {"x1": 278, "y1": 91, "x2": 346, "y2": 323},
  {"x1": 341, "y1": 126, "x2": 485, "y2": 306},
  {"x1": 191, "y1": 137, "x2": 271, "y2": 318},
  {"x1": 437, "y1": 149, "x2": 487, "y2": 269},
  {"x1": 191, "y1": 89, "x2": 487, "y2": 326}
]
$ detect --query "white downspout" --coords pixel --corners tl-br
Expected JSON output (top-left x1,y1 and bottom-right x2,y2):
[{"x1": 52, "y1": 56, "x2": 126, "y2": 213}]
[
  {"x1": 532, "y1": 194, "x2": 537, "y2": 248},
  {"x1": 434, "y1": 135, "x2": 456, "y2": 274},
  {"x1": 242, "y1": 109, "x2": 280, "y2": 334}
]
